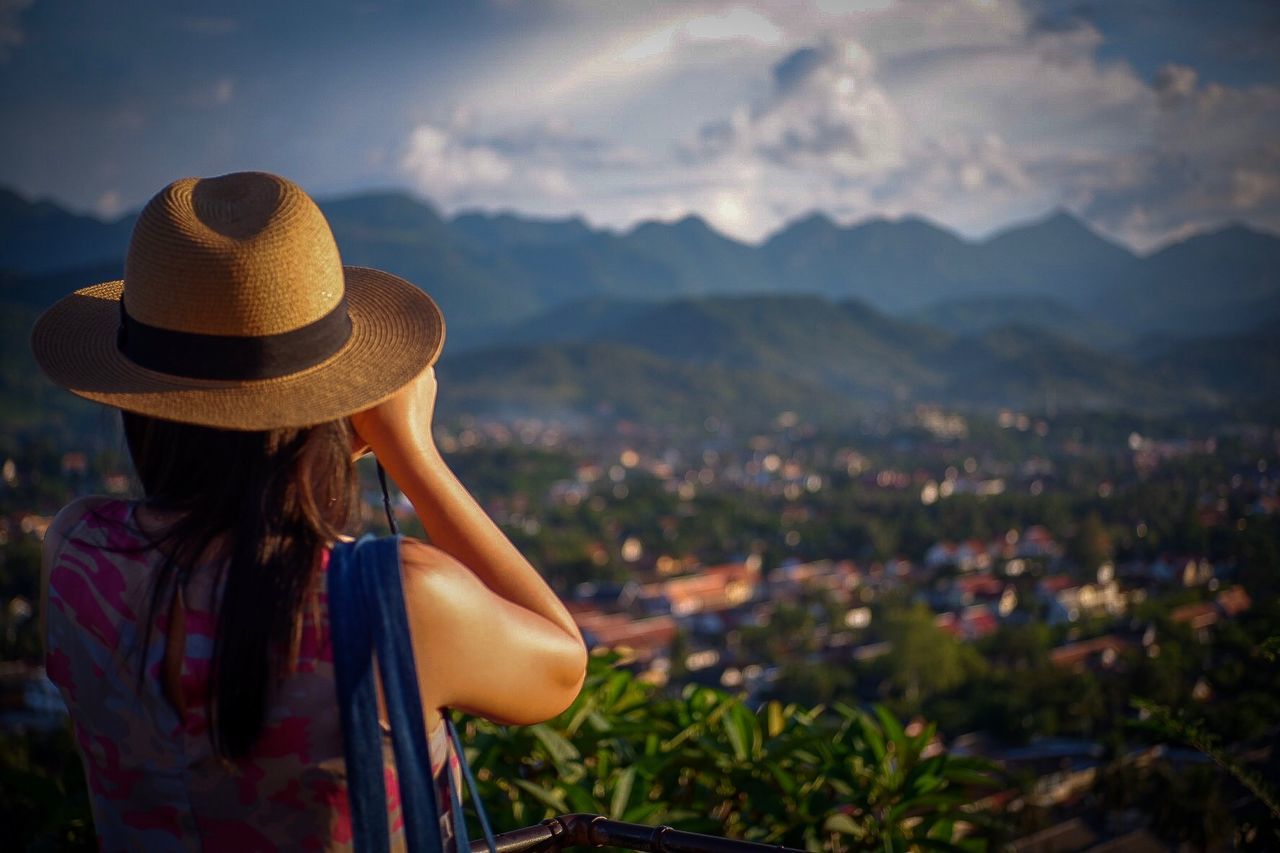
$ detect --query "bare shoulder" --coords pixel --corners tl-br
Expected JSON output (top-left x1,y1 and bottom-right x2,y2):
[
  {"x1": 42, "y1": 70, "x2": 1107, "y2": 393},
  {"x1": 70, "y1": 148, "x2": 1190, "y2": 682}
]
[
  {"x1": 399, "y1": 537, "x2": 466, "y2": 577},
  {"x1": 398, "y1": 538, "x2": 477, "y2": 601}
]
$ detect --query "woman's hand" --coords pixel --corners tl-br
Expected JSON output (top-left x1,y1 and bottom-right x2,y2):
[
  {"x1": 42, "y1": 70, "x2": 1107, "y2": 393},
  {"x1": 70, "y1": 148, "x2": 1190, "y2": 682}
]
[{"x1": 349, "y1": 366, "x2": 438, "y2": 465}]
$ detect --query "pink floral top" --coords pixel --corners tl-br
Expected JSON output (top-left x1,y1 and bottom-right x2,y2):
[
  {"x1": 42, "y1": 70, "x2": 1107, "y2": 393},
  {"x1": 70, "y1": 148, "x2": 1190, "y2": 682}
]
[{"x1": 44, "y1": 498, "x2": 454, "y2": 851}]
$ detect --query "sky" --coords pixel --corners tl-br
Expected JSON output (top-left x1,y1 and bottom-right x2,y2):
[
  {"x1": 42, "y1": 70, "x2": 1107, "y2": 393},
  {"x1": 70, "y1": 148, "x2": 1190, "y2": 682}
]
[{"x1": 1, "y1": 0, "x2": 1278, "y2": 252}]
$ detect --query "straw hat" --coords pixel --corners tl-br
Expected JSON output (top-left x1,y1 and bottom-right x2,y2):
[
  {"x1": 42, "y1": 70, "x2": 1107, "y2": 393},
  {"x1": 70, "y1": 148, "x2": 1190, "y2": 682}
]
[{"x1": 31, "y1": 172, "x2": 444, "y2": 431}]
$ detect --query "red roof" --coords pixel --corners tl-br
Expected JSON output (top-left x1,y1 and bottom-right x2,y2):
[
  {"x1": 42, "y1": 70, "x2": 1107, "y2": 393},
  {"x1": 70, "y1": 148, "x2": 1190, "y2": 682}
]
[
  {"x1": 578, "y1": 613, "x2": 678, "y2": 654},
  {"x1": 1170, "y1": 602, "x2": 1218, "y2": 630},
  {"x1": 933, "y1": 612, "x2": 963, "y2": 638},
  {"x1": 1216, "y1": 585, "x2": 1252, "y2": 617},
  {"x1": 1039, "y1": 576, "x2": 1078, "y2": 594},
  {"x1": 955, "y1": 575, "x2": 1004, "y2": 597},
  {"x1": 962, "y1": 606, "x2": 999, "y2": 638},
  {"x1": 1024, "y1": 525, "x2": 1055, "y2": 544},
  {"x1": 1049, "y1": 635, "x2": 1133, "y2": 669}
]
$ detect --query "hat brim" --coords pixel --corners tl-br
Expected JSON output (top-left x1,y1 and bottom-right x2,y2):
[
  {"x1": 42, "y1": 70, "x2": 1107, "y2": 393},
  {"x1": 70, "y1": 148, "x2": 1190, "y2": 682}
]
[{"x1": 31, "y1": 266, "x2": 444, "y2": 431}]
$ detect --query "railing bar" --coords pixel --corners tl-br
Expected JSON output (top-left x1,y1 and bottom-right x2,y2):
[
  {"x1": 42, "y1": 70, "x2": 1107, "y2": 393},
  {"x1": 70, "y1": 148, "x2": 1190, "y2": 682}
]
[
  {"x1": 467, "y1": 822, "x2": 557, "y2": 853},
  {"x1": 470, "y1": 814, "x2": 805, "y2": 853}
]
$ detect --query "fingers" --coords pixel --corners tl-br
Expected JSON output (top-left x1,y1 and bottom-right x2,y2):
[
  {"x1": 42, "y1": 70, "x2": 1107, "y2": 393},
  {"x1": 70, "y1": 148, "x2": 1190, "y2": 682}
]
[{"x1": 348, "y1": 366, "x2": 440, "y2": 462}]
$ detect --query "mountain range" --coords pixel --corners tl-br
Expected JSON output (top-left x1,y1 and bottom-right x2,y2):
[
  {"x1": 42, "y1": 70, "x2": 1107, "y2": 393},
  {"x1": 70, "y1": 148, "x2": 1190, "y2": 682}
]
[{"x1": 2, "y1": 186, "x2": 1277, "y2": 426}]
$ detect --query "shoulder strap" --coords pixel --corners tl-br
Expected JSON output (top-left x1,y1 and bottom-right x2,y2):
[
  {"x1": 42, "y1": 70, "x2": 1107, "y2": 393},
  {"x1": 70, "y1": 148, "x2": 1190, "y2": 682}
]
[{"x1": 328, "y1": 534, "x2": 445, "y2": 853}]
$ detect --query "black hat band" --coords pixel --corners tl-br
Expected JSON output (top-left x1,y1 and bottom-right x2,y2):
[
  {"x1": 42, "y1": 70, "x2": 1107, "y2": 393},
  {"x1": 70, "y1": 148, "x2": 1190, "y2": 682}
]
[{"x1": 116, "y1": 296, "x2": 353, "y2": 381}]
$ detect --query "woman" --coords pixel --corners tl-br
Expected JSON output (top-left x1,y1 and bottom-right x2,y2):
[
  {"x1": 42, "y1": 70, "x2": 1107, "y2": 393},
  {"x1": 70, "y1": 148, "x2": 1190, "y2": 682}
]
[{"x1": 32, "y1": 171, "x2": 587, "y2": 849}]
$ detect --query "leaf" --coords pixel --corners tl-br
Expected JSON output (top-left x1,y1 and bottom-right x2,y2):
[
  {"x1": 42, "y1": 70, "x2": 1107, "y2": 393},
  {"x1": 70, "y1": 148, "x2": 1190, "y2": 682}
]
[
  {"x1": 823, "y1": 812, "x2": 865, "y2": 838},
  {"x1": 904, "y1": 755, "x2": 947, "y2": 795},
  {"x1": 767, "y1": 701, "x2": 787, "y2": 738},
  {"x1": 942, "y1": 767, "x2": 1000, "y2": 788},
  {"x1": 610, "y1": 766, "x2": 637, "y2": 819},
  {"x1": 859, "y1": 715, "x2": 887, "y2": 764},
  {"x1": 724, "y1": 707, "x2": 753, "y2": 762},
  {"x1": 566, "y1": 699, "x2": 598, "y2": 735},
  {"x1": 564, "y1": 783, "x2": 601, "y2": 814},
  {"x1": 873, "y1": 705, "x2": 910, "y2": 763},
  {"x1": 531, "y1": 724, "x2": 581, "y2": 766},
  {"x1": 510, "y1": 779, "x2": 569, "y2": 813},
  {"x1": 624, "y1": 801, "x2": 666, "y2": 824},
  {"x1": 928, "y1": 818, "x2": 955, "y2": 841},
  {"x1": 888, "y1": 791, "x2": 966, "y2": 823},
  {"x1": 767, "y1": 761, "x2": 797, "y2": 795}
]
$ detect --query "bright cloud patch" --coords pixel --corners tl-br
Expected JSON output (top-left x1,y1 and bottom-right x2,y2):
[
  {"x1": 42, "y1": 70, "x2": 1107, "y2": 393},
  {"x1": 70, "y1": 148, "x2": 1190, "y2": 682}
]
[
  {"x1": 696, "y1": 41, "x2": 905, "y2": 178},
  {"x1": 399, "y1": 118, "x2": 623, "y2": 213},
  {"x1": 391, "y1": 0, "x2": 1278, "y2": 249}
]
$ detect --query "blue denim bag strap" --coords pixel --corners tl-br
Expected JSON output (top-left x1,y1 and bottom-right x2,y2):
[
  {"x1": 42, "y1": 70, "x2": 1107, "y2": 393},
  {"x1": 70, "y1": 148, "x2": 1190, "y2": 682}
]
[
  {"x1": 328, "y1": 536, "x2": 390, "y2": 852},
  {"x1": 329, "y1": 534, "x2": 445, "y2": 852}
]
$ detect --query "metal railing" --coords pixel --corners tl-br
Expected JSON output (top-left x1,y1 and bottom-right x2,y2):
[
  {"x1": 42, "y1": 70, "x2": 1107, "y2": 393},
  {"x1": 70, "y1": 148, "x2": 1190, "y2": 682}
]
[{"x1": 469, "y1": 814, "x2": 805, "y2": 853}]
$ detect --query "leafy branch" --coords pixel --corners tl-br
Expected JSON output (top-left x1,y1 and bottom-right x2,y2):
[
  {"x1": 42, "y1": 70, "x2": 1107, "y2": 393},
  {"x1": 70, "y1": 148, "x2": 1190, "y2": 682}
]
[{"x1": 1131, "y1": 698, "x2": 1280, "y2": 822}]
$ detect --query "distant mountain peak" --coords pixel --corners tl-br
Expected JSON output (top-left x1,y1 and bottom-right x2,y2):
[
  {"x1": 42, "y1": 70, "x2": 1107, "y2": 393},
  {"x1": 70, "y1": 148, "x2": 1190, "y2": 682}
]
[
  {"x1": 1006, "y1": 206, "x2": 1091, "y2": 236},
  {"x1": 643, "y1": 212, "x2": 716, "y2": 235},
  {"x1": 626, "y1": 212, "x2": 738, "y2": 246},
  {"x1": 675, "y1": 212, "x2": 708, "y2": 227},
  {"x1": 1044, "y1": 206, "x2": 1081, "y2": 224},
  {"x1": 1146, "y1": 218, "x2": 1280, "y2": 259},
  {"x1": 1203, "y1": 220, "x2": 1278, "y2": 242},
  {"x1": 765, "y1": 210, "x2": 841, "y2": 247},
  {"x1": 455, "y1": 209, "x2": 590, "y2": 230},
  {"x1": 793, "y1": 210, "x2": 838, "y2": 229},
  {"x1": 981, "y1": 206, "x2": 1131, "y2": 260}
]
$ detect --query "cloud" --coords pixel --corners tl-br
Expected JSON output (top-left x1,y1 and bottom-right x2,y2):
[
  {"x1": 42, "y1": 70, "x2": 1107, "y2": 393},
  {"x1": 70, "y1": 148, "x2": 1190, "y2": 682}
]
[
  {"x1": 662, "y1": 1, "x2": 1279, "y2": 248},
  {"x1": 619, "y1": 6, "x2": 783, "y2": 62},
  {"x1": 400, "y1": 117, "x2": 580, "y2": 208},
  {"x1": 1065, "y1": 75, "x2": 1280, "y2": 248},
  {"x1": 402, "y1": 1, "x2": 1168, "y2": 242},
  {"x1": 94, "y1": 189, "x2": 123, "y2": 218},
  {"x1": 1154, "y1": 63, "x2": 1198, "y2": 107},
  {"x1": 64, "y1": 0, "x2": 1254, "y2": 252},
  {"x1": 693, "y1": 40, "x2": 905, "y2": 179}
]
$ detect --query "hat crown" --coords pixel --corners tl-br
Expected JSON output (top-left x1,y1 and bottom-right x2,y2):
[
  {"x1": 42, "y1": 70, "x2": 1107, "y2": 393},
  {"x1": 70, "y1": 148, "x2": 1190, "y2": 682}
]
[{"x1": 124, "y1": 172, "x2": 345, "y2": 336}]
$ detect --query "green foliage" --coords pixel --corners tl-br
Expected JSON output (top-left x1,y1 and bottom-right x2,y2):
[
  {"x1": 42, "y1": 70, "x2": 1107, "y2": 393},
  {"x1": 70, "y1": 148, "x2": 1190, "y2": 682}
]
[
  {"x1": 876, "y1": 604, "x2": 986, "y2": 710},
  {"x1": 1132, "y1": 697, "x2": 1280, "y2": 823},
  {"x1": 460, "y1": 655, "x2": 1000, "y2": 851}
]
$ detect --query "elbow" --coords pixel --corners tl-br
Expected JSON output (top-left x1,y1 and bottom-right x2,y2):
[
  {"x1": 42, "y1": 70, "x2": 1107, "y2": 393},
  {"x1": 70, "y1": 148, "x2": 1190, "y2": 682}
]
[
  {"x1": 550, "y1": 632, "x2": 589, "y2": 716},
  {"x1": 484, "y1": 637, "x2": 587, "y2": 727}
]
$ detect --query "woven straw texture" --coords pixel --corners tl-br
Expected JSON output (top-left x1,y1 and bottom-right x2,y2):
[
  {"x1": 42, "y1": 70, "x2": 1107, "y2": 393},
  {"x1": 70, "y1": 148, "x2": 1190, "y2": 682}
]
[
  {"x1": 30, "y1": 172, "x2": 444, "y2": 431},
  {"x1": 124, "y1": 174, "x2": 347, "y2": 336}
]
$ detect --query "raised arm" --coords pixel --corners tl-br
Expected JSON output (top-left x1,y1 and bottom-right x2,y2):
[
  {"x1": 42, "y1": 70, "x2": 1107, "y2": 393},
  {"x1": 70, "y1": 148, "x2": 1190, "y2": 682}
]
[{"x1": 350, "y1": 367, "x2": 587, "y2": 723}]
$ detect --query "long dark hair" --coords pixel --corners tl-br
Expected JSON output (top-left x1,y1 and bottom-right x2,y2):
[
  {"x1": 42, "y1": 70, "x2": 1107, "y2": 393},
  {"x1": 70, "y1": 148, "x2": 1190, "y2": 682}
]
[{"x1": 122, "y1": 411, "x2": 357, "y2": 759}]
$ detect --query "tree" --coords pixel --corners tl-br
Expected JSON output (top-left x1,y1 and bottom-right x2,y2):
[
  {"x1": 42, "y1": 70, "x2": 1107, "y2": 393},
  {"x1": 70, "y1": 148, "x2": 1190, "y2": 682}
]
[
  {"x1": 1067, "y1": 511, "x2": 1112, "y2": 572},
  {"x1": 878, "y1": 604, "x2": 985, "y2": 709}
]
